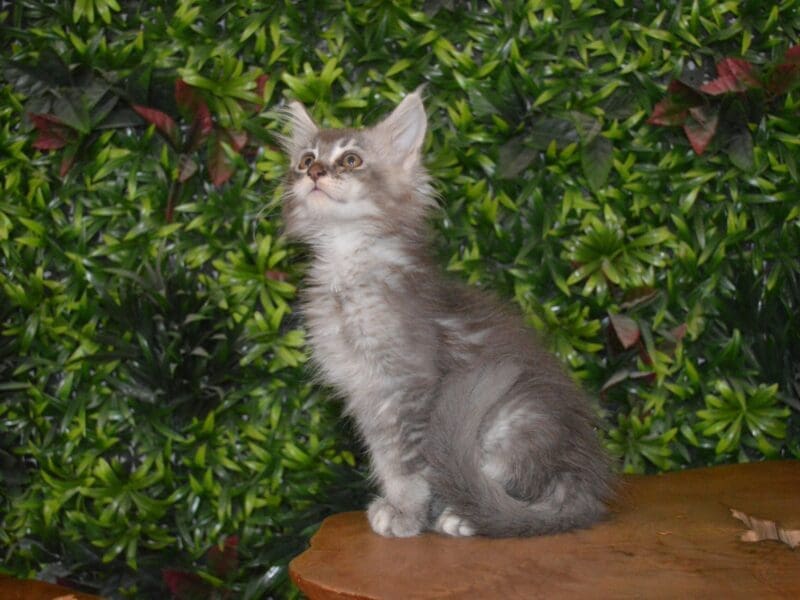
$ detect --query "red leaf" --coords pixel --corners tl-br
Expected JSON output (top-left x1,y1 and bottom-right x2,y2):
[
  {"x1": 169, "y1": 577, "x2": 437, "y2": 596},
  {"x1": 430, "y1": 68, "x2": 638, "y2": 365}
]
[
  {"x1": 133, "y1": 105, "x2": 179, "y2": 145},
  {"x1": 33, "y1": 132, "x2": 70, "y2": 150},
  {"x1": 208, "y1": 536, "x2": 239, "y2": 578},
  {"x1": 638, "y1": 345, "x2": 655, "y2": 366},
  {"x1": 669, "y1": 323, "x2": 688, "y2": 343},
  {"x1": 701, "y1": 58, "x2": 760, "y2": 95},
  {"x1": 256, "y1": 74, "x2": 269, "y2": 96},
  {"x1": 195, "y1": 101, "x2": 213, "y2": 136},
  {"x1": 165, "y1": 184, "x2": 178, "y2": 223},
  {"x1": 59, "y1": 144, "x2": 79, "y2": 177},
  {"x1": 600, "y1": 369, "x2": 630, "y2": 395},
  {"x1": 768, "y1": 47, "x2": 800, "y2": 95},
  {"x1": 29, "y1": 113, "x2": 74, "y2": 150},
  {"x1": 185, "y1": 103, "x2": 213, "y2": 153},
  {"x1": 208, "y1": 133, "x2": 236, "y2": 187},
  {"x1": 648, "y1": 98, "x2": 688, "y2": 126},
  {"x1": 600, "y1": 369, "x2": 655, "y2": 397},
  {"x1": 700, "y1": 74, "x2": 745, "y2": 95},
  {"x1": 265, "y1": 270, "x2": 288, "y2": 282},
  {"x1": 207, "y1": 130, "x2": 248, "y2": 186},
  {"x1": 176, "y1": 79, "x2": 213, "y2": 139},
  {"x1": 620, "y1": 286, "x2": 659, "y2": 310},
  {"x1": 683, "y1": 105, "x2": 719, "y2": 155},
  {"x1": 767, "y1": 64, "x2": 800, "y2": 95},
  {"x1": 647, "y1": 81, "x2": 702, "y2": 126},
  {"x1": 31, "y1": 113, "x2": 81, "y2": 175},
  {"x1": 177, "y1": 154, "x2": 199, "y2": 183},
  {"x1": 162, "y1": 570, "x2": 209, "y2": 600},
  {"x1": 719, "y1": 58, "x2": 760, "y2": 87},
  {"x1": 228, "y1": 130, "x2": 248, "y2": 152},
  {"x1": 175, "y1": 79, "x2": 199, "y2": 114},
  {"x1": 609, "y1": 314, "x2": 640, "y2": 349}
]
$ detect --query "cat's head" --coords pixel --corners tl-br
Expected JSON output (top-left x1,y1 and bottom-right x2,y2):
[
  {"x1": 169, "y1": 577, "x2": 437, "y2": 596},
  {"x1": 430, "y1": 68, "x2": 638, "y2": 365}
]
[{"x1": 280, "y1": 88, "x2": 434, "y2": 241}]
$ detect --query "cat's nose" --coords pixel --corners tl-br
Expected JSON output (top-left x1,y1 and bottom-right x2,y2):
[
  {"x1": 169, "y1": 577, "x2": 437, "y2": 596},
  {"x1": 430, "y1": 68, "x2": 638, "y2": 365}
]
[{"x1": 307, "y1": 162, "x2": 327, "y2": 182}]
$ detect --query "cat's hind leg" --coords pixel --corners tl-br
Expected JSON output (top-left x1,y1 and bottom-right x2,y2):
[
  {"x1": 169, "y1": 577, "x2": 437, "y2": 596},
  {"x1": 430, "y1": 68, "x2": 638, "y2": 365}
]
[{"x1": 432, "y1": 506, "x2": 476, "y2": 537}]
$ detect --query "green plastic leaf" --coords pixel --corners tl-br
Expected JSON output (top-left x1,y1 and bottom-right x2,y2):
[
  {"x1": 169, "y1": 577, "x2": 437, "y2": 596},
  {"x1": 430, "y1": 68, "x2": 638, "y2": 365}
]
[{"x1": 581, "y1": 135, "x2": 613, "y2": 192}]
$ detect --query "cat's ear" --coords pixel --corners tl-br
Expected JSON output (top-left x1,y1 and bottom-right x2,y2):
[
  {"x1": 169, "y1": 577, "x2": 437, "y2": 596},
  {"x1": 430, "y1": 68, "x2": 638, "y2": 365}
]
[
  {"x1": 280, "y1": 100, "x2": 318, "y2": 151},
  {"x1": 374, "y1": 88, "x2": 427, "y2": 169}
]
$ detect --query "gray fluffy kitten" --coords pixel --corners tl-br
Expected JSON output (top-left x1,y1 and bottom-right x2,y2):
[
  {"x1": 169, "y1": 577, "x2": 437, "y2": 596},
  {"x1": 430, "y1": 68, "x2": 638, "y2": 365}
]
[{"x1": 280, "y1": 89, "x2": 614, "y2": 538}]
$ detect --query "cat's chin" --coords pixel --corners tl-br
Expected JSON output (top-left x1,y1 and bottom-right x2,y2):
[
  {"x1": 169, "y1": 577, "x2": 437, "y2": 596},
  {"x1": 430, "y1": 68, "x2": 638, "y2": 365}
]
[{"x1": 306, "y1": 187, "x2": 341, "y2": 204}]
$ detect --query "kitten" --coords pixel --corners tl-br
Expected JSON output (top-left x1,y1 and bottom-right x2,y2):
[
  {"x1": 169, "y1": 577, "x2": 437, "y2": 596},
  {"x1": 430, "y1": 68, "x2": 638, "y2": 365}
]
[{"x1": 280, "y1": 88, "x2": 614, "y2": 537}]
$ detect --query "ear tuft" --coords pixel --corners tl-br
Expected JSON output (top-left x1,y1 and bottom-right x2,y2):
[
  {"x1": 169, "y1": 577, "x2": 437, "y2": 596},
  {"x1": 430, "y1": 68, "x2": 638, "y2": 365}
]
[
  {"x1": 279, "y1": 101, "x2": 318, "y2": 152},
  {"x1": 375, "y1": 89, "x2": 427, "y2": 166}
]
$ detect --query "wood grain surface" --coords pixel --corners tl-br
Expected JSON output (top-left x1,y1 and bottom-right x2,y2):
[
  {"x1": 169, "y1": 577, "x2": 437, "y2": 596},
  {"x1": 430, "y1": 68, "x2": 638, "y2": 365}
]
[
  {"x1": 290, "y1": 461, "x2": 800, "y2": 599},
  {"x1": 0, "y1": 574, "x2": 103, "y2": 600}
]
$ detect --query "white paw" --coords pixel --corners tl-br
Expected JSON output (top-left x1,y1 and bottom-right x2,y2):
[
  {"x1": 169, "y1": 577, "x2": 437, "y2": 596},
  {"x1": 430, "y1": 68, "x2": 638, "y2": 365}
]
[
  {"x1": 434, "y1": 507, "x2": 476, "y2": 537},
  {"x1": 367, "y1": 497, "x2": 424, "y2": 537}
]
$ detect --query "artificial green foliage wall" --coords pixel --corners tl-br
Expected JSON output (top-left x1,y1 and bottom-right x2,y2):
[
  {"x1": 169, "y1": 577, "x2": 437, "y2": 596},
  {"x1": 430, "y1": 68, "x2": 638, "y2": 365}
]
[{"x1": 1, "y1": 1, "x2": 799, "y2": 597}]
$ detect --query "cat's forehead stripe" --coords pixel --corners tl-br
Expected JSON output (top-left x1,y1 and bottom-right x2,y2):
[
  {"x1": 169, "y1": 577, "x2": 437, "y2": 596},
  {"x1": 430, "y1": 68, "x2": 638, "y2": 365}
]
[
  {"x1": 308, "y1": 138, "x2": 361, "y2": 162},
  {"x1": 332, "y1": 139, "x2": 359, "y2": 155}
]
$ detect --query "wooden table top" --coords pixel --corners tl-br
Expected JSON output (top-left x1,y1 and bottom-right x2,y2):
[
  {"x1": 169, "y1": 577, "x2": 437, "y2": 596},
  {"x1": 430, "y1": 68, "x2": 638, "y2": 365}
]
[
  {"x1": 0, "y1": 574, "x2": 103, "y2": 600},
  {"x1": 290, "y1": 460, "x2": 800, "y2": 599}
]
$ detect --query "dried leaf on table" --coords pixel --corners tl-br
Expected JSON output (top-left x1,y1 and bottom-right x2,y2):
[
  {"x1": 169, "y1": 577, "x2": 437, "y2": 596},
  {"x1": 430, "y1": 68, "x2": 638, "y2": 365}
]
[{"x1": 731, "y1": 508, "x2": 800, "y2": 549}]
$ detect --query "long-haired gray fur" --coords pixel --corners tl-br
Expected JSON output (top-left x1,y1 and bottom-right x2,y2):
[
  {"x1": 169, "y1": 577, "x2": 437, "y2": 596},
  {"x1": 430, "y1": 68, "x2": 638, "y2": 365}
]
[{"x1": 280, "y1": 88, "x2": 614, "y2": 538}]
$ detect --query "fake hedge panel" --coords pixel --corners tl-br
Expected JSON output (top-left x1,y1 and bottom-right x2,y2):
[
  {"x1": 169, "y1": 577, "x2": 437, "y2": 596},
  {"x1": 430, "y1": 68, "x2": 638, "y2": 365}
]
[{"x1": 1, "y1": 1, "x2": 799, "y2": 597}]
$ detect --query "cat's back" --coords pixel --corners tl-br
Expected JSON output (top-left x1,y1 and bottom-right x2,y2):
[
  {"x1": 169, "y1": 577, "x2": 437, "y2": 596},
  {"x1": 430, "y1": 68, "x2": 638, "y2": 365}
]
[{"x1": 427, "y1": 279, "x2": 561, "y2": 371}]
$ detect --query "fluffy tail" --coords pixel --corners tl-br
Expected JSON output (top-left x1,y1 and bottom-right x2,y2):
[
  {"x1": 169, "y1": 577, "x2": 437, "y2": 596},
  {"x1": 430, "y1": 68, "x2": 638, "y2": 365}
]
[{"x1": 427, "y1": 361, "x2": 613, "y2": 537}]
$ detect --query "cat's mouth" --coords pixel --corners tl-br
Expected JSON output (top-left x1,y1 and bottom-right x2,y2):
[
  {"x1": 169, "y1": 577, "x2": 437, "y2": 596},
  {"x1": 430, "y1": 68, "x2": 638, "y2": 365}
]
[
  {"x1": 309, "y1": 185, "x2": 331, "y2": 198},
  {"x1": 308, "y1": 185, "x2": 344, "y2": 203}
]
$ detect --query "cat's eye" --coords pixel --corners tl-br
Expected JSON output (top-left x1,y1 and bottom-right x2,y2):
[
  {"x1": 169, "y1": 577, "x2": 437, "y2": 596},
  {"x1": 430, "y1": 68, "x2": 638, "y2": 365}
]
[
  {"x1": 298, "y1": 153, "x2": 315, "y2": 170},
  {"x1": 339, "y1": 152, "x2": 363, "y2": 169}
]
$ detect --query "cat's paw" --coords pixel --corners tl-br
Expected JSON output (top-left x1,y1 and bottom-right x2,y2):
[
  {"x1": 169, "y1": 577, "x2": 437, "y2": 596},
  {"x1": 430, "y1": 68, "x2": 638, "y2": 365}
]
[
  {"x1": 367, "y1": 497, "x2": 424, "y2": 537},
  {"x1": 433, "y1": 507, "x2": 476, "y2": 537}
]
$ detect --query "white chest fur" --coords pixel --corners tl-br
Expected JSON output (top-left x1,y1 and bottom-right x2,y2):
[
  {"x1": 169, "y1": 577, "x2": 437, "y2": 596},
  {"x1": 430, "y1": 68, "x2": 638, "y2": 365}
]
[{"x1": 303, "y1": 231, "x2": 411, "y2": 400}]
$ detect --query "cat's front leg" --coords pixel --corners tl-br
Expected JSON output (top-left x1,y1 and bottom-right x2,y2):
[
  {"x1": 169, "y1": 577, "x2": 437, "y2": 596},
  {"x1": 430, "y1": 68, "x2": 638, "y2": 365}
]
[
  {"x1": 365, "y1": 437, "x2": 431, "y2": 537},
  {"x1": 367, "y1": 496, "x2": 424, "y2": 537}
]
